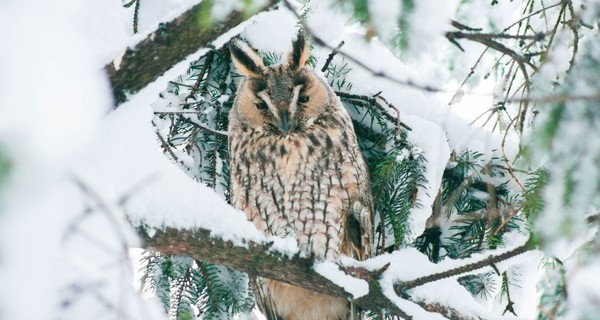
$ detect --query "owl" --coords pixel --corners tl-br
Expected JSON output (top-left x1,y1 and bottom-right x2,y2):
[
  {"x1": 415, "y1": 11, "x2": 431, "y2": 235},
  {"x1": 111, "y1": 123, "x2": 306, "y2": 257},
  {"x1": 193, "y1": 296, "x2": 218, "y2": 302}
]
[{"x1": 228, "y1": 34, "x2": 373, "y2": 320}]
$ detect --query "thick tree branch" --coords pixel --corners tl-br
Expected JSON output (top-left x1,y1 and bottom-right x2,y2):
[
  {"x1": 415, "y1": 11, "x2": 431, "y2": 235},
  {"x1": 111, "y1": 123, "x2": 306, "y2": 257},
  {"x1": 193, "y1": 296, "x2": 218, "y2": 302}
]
[
  {"x1": 106, "y1": 1, "x2": 277, "y2": 105},
  {"x1": 140, "y1": 226, "x2": 531, "y2": 319},
  {"x1": 140, "y1": 226, "x2": 409, "y2": 318}
]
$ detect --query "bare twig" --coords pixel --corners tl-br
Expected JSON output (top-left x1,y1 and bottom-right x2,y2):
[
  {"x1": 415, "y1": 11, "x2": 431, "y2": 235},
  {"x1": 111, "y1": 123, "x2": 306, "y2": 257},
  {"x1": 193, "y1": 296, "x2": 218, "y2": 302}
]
[
  {"x1": 395, "y1": 242, "x2": 530, "y2": 292},
  {"x1": 186, "y1": 51, "x2": 215, "y2": 103},
  {"x1": 502, "y1": 1, "x2": 566, "y2": 32},
  {"x1": 507, "y1": 92, "x2": 600, "y2": 104},
  {"x1": 153, "y1": 121, "x2": 181, "y2": 163},
  {"x1": 445, "y1": 32, "x2": 538, "y2": 71},
  {"x1": 321, "y1": 41, "x2": 345, "y2": 72},
  {"x1": 335, "y1": 91, "x2": 412, "y2": 131},
  {"x1": 187, "y1": 119, "x2": 229, "y2": 137}
]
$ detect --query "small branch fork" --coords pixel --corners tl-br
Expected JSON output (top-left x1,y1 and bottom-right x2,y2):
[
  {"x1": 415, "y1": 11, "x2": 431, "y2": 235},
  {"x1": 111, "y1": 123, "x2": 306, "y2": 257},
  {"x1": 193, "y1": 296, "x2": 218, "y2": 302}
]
[
  {"x1": 336, "y1": 91, "x2": 412, "y2": 132},
  {"x1": 140, "y1": 226, "x2": 532, "y2": 319}
]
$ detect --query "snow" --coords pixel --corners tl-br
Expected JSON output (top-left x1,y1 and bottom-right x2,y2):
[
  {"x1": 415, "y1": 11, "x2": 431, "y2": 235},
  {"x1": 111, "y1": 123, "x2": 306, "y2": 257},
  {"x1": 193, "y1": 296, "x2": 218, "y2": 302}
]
[
  {"x1": 244, "y1": 7, "x2": 300, "y2": 53},
  {"x1": 314, "y1": 261, "x2": 369, "y2": 299},
  {"x1": 348, "y1": 234, "x2": 531, "y2": 319},
  {"x1": 79, "y1": 94, "x2": 265, "y2": 244},
  {"x1": 268, "y1": 236, "x2": 300, "y2": 257},
  {"x1": 3, "y1": 0, "x2": 597, "y2": 319},
  {"x1": 0, "y1": 0, "x2": 165, "y2": 319},
  {"x1": 567, "y1": 259, "x2": 600, "y2": 320},
  {"x1": 406, "y1": 0, "x2": 458, "y2": 58},
  {"x1": 367, "y1": 0, "x2": 401, "y2": 45},
  {"x1": 0, "y1": 1, "x2": 282, "y2": 319}
]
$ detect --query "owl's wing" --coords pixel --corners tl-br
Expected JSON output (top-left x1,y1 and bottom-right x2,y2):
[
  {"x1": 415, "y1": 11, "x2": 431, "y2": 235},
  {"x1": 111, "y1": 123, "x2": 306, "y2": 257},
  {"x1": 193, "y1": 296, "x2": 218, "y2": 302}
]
[
  {"x1": 344, "y1": 158, "x2": 374, "y2": 261},
  {"x1": 348, "y1": 198, "x2": 373, "y2": 260}
]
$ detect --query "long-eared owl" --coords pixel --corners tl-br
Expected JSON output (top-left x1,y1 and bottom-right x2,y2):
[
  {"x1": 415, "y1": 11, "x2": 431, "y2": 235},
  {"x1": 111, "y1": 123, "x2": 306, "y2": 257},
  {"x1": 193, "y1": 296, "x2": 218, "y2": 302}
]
[{"x1": 228, "y1": 34, "x2": 373, "y2": 320}]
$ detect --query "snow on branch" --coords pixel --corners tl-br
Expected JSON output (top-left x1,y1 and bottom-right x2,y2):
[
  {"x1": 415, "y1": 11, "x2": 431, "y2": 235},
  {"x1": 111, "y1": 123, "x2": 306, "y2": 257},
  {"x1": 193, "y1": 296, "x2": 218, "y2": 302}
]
[
  {"x1": 139, "y1": 225, "x2": 532, "y2": 319},
  {"x1": 106, "y1": 0, "x2": 278, "y2": 105}
]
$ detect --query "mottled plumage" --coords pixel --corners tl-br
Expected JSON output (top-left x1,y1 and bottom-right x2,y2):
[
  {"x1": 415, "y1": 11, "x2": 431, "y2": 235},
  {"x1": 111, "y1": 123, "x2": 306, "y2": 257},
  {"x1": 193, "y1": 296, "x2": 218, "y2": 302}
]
[{"x1": 228, "y1": 35, "x2": 373, "y2": 320}]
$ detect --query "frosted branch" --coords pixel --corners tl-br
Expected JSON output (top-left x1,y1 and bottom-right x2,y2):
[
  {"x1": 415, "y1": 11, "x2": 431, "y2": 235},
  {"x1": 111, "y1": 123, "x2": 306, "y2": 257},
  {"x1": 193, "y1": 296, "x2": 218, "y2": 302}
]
[
  {"x1": 139, "y1": 226, "x2": 531, "y2": 319},
  {"x1": 106, "y1": 0, "x2": 278, "y2": 105}
]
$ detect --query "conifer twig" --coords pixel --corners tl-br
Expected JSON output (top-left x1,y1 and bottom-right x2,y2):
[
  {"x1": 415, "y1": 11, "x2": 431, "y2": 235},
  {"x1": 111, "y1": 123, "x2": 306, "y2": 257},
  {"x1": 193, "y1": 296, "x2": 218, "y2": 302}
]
[
  {"x1": 395, "y1": 242, "x2": 530, "y2": 292},
  {"x1": 335, "y1": 91, "x2": 412, "y2": 131}
]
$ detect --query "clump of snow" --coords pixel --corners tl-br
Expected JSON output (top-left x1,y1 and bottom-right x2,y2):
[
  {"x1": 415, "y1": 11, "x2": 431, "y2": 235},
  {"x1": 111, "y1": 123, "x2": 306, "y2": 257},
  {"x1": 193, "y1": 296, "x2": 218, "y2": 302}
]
[
  {"x1": 352, "y1": 237, "x2": 532, "y2": 319},
  {"x1": 78, "y1": 89, "x2": 265, "y2": 245},
  {"x1": 0, "y1": 0, "x2": 165, "y2": 319},
  {"x1": 244, "y1": 6, "x2": 300, "y2": 54},
  {"x1": 305, "y1": 0, "x2": 354, "y2": 45},
  {"x1": 367, "y1": 0, "x2": 401, "y2": 45},
  {"x1": 314, "y1": 261, "x2": 369, "y2": 299},
  {"x1": 268, "y1": 236, "x2": 300, "y2": 258},
  {"x1": 566, "y1": 259, "x2": 600, "y2": 320}
]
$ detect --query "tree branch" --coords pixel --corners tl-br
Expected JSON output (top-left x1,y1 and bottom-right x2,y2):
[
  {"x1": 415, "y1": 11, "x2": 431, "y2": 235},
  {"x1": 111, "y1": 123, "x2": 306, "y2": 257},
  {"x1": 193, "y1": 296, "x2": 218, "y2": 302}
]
[
  {"x1": 106, "y1": 1, "x2": 277, "y2": 106},
  {"x1": 139, "y1": 226, "x2": 531, "y2": 319},
  {"x1": 140, "y1": 226, "x2": 409, "y2": 317},
  {"x1": 399, "y1": 243, "x2": 529, "y2": 290}
]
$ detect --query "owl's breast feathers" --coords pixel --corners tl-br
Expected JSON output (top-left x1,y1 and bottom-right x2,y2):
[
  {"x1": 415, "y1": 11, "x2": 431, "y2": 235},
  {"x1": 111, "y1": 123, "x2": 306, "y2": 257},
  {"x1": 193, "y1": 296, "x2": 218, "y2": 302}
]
[{"x1": 229, "y1": 108, "x2": 373, "y2": 260}]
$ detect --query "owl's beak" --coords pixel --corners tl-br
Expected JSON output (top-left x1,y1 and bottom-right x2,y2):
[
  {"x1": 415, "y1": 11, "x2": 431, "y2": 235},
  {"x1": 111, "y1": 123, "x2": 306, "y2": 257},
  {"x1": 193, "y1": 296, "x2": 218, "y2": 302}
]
[{"x1": 278, "y1": 109, "x2": 292, "y2": 134}]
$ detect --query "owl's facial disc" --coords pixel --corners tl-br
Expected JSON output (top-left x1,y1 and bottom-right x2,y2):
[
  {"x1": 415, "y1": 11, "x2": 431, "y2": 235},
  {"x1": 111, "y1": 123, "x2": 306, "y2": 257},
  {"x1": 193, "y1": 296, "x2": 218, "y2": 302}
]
[{"x1": 256, "y1": 84, "x2": 304, "y2": 135}]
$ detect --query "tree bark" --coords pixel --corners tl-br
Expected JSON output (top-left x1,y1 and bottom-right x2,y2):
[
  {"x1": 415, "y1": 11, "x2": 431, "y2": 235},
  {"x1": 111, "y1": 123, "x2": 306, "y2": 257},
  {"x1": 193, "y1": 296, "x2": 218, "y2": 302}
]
[
  {"x1": 140, "y1": 226, "x2": 526, "y2": 319},
  {"x1": 106, "y1": 0, "x2": 277, "y2": 105},
  {"x1": 139, "y1": 226, "x2": 408, "y2": 317}
]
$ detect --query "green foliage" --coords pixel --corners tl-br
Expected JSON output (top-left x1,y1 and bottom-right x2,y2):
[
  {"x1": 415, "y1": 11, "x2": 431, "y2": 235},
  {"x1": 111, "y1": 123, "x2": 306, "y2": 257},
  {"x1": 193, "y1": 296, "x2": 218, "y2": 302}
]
[
  {"x1": 526, "y1": 31, "x2": 600, "y2": 247},
  {"x1": 122, "y1": 0, "x2": 141, "y2": 33},
  {"x1": 499, "y1": 271, "x2": 518, "y2": 316},
  {"x1": 155, "y1": 50, "x2": 232, "y2": 193},
  {"x1": 416, "y1": 150, "x2": 521, "y2": 262},
  {"x1": 0, "y1": 148, "x2": 10, "y2": 187},
  {"x1": 140, "y1": 253, "x2": 253, "y2": 319},
  {"x1": 370, "y1": 147, "x2": 426, "y2": 249},
  {"x1": 351, "y1": 0, "x2": 369, "y2": 23},
  {"x1": 458, "y1": 271, "x2": 497, "y2": 299},
  {"x1": 323, "y1": 58, "x2": 353, "y2": 91},
  {"x1": 196, "y1": 0, "x2": 215, "y2": 30},
  {"x1": 145, "y1": 49, "x2": 253, "y2": 319},
  {"x1": 522, "y1": 168, "x2": 547, "y2": 220},
  {"x1": 396, "y1": 0, "x2": 414, "y2": 51}
]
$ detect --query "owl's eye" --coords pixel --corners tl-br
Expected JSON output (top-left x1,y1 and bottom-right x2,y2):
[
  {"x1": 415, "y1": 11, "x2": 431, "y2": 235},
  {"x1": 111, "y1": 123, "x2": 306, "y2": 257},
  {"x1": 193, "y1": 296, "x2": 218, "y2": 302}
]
[
  {"x1": 298, "y1": 95, "x2": 309, "y2": 103},
  {"x1": 256, "y1": 101, "x2": 268, "y2": 110}
]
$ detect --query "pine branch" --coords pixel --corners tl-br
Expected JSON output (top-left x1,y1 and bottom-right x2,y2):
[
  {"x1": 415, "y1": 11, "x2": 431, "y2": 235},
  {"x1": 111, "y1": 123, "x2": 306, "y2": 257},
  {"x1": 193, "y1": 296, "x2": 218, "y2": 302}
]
[
  {"x1": 139, "y1": 226, "x2": 530, "y2": 319},
  {"x1": 106, "y1": 0, "x2": 277, "y2": 105},
  {"x1": 395, "y1": 242, "x2": 530, "y2": 293},
  {"x1": 139, "y1": 227, "x2": 406, "y2": 315}
]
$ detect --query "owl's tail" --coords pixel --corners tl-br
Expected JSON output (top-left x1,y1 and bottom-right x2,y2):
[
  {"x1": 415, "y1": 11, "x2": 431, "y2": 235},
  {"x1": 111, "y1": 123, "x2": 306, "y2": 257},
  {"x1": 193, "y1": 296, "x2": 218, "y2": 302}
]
[{"x1": 254, "y1": 278, "x2": 354, "y2": 320}]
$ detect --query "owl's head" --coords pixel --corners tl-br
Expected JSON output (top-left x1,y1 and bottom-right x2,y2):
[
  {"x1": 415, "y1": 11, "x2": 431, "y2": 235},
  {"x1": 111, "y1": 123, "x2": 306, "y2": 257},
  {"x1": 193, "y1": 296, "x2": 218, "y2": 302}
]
[{"x1": 229, "y1": 34, "x2": 333, "y2": 135}]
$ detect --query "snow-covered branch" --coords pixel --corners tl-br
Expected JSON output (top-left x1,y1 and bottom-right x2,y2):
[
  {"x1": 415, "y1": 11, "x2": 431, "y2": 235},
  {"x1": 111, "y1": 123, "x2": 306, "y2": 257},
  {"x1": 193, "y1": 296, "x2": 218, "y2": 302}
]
[
  {"x1": 106, "y1": 0, "x2": 277, "y2": 105},
  {"x1": 139, "y1": 225, "x2": 531, "y2": 319},
  {"x1": 139, "y1": 226, "x2": 410, "y2": 317}
]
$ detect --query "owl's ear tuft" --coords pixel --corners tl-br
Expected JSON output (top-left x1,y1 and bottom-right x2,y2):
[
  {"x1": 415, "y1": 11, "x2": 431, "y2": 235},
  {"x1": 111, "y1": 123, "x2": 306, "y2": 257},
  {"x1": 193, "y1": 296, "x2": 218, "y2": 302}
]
[
  {"x1": 288, "y1": 33, "x2": 310, "y2": 73},
  {"x1": 229, "y1": 38, "x2": 265, "y2": 78}
]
